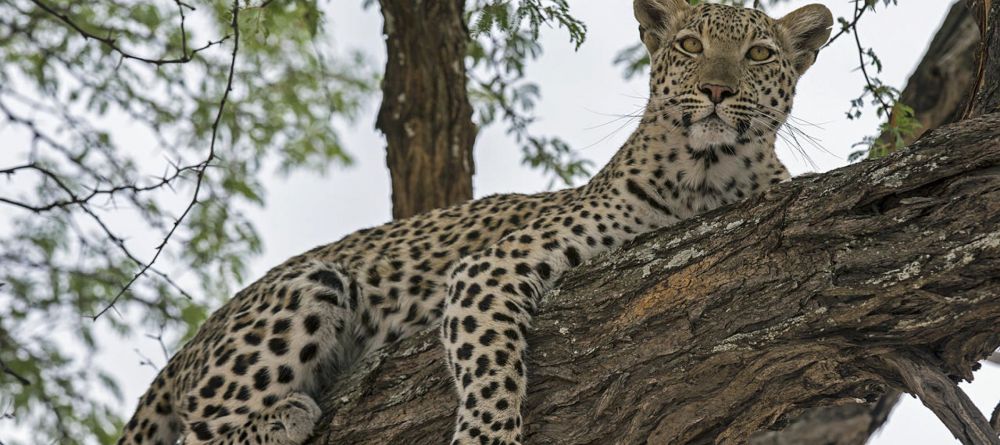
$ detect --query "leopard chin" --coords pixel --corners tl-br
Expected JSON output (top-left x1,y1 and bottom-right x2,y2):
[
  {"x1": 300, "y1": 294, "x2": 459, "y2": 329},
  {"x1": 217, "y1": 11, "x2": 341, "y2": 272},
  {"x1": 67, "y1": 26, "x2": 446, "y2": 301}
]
[{"x1": 688, "y1": 114, "x2": 739, "y2": 149}]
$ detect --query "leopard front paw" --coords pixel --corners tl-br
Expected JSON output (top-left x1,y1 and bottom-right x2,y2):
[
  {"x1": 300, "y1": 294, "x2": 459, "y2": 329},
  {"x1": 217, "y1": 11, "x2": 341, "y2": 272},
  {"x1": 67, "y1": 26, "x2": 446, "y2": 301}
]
[{"x1": 266, "y1": 392, "x2": 321, "y2": 444}]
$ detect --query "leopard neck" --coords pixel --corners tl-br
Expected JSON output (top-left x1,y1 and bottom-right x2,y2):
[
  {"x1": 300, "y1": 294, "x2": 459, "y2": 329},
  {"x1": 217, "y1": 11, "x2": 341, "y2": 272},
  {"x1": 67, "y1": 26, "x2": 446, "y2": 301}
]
[{"x1": 583, "y1": 109, "x2": 785, "y2": 218}]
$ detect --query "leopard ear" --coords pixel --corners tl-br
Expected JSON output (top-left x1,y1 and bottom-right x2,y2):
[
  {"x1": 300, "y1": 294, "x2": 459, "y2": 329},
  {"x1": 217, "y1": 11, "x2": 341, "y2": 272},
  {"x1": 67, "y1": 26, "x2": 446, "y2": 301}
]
[
  {"x1": 777, "y1": 4, "x2": 833, "y2": 74},
  {"x1": 633, "y1": 0, "x2": 690, "y2": 54}
]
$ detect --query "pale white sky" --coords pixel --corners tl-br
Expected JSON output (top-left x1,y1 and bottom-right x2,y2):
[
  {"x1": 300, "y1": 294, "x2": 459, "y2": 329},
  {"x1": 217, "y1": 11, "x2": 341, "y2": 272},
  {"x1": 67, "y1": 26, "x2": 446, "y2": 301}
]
[{"x1": 2, "y1": 1, "x2": 997, "y2": 444}]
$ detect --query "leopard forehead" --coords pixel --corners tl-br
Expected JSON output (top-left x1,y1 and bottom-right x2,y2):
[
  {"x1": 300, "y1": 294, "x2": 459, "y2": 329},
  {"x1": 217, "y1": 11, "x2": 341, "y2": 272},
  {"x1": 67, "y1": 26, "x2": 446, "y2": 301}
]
[
  {"x1": 654, "y1": 3, "x2": 794, "y2": 81},
  {"x1": 681, "y1": 4, "x2": 779, "y2": 45}
]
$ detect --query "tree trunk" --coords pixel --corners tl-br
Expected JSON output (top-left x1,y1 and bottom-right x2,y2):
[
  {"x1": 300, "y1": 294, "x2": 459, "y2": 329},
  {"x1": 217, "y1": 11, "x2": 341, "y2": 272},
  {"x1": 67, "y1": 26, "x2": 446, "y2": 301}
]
[
  {"x1": 377, "y1": 0, "x2": 477, "y2": 220},
  {"x1": 312, "y1": 4, "x2": 1000, "y2": 444}
]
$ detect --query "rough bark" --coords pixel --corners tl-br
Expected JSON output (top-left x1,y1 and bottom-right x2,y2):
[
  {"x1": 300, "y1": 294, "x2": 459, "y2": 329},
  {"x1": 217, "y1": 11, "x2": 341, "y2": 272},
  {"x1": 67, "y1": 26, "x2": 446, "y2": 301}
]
[
  {"x1": 377, "y1": 0, "x2": 477, "y2": 220},
  {"x1": 964, "y1": 0, "x2": 1000, "y2": 117},
  {"x1": 878, "y1": 1, "x2": 979, "y2": 147},
  {"x1": 310, "y1": 113, "x2": 1000, "y2": 444}
]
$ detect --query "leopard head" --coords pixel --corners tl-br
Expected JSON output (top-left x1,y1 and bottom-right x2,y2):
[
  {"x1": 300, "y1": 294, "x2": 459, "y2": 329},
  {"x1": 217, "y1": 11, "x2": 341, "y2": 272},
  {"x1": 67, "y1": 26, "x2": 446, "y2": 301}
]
[{"x1": 634, "y1": 0, "x2": 832, "y2": 150}]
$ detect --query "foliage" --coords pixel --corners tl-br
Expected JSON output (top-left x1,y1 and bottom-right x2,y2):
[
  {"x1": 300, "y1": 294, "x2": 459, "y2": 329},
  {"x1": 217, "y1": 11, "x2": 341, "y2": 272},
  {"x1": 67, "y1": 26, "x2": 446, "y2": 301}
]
[
  {"x1": 471, "y1": 0, "x2": 585, "y2": 49},
  {"x1": 849, "y1": 102, "x2": 922, "y2": 162},
  {"x1": 467, "y1": 0, "x2": 594, "y2": 187},
  {"x1": 0, "y1": 1, "x2": 374, "y2": 443}
]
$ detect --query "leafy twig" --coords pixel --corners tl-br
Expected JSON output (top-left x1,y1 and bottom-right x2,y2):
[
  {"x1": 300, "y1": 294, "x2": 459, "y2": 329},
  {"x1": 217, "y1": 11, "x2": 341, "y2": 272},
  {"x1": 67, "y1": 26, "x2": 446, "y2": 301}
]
[
  {"x1": 824, "y1": 0, "x2": 869, "y2": 49},
  {"x1": 850, "y1": 1, "x2": 893, "y2": 118}
]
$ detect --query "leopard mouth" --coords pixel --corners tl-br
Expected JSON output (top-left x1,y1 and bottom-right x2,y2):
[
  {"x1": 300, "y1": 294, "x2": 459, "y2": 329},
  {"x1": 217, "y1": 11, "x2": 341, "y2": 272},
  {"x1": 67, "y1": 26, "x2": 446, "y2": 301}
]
[
  {"x1": 698, "y1": 112, "x2": 733, "y2": 129},
  {"x1": 701, "y1": 110, "x2": 753, "y2": 135},
  {"x1": 703, "y1": 112, "x2": 724, "y2": 123},
  {"x1": 687, "y1": 109, "x2": 740, "y2": 147},
  {"x1": 692, "y1": 104, "x2": 728, "y2": 120}
]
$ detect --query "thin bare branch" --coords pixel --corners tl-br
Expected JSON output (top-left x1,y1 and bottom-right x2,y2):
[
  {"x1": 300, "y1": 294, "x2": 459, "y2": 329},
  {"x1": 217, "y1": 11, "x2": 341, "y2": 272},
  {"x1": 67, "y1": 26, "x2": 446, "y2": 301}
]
[
  {"x1": 27, "y1": 0, "x2": 228, "y2": 66},
  {"x1": 0, "y1": 358, "x2": 30, "y2": 386},
  {"x1": 93, "y1": 0, "x2": 242, "y2": 319},
  {"x1": 146, "y1": 323, "x2": 172, "y2": 363},
  {"x1": 0, "y1": 161, "x2": 202, "y2": 213},
  {"x1": 823, "y1": 0, "x2": 868, "y2": 49}
]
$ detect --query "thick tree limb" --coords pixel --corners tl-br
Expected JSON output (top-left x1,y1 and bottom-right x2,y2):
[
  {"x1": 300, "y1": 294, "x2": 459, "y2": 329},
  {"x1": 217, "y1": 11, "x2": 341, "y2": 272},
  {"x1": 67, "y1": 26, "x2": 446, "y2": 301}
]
[{"x1": 312, "y1": 113, "x2": 1000, "y2": 444}]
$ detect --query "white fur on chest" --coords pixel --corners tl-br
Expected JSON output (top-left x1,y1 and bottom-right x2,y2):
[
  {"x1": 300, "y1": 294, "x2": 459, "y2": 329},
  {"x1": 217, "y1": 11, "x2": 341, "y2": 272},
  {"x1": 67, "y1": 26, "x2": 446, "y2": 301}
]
[{"x1": 670, "y1": 146, "x2": 772, "y2": 217}]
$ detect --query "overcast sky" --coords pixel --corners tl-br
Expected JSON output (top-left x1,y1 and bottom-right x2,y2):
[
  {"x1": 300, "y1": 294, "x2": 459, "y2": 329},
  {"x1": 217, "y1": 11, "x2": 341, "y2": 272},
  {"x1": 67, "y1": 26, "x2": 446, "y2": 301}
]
[{"x1": 3, "y1": 1, "x2": 997, "y2": 444}]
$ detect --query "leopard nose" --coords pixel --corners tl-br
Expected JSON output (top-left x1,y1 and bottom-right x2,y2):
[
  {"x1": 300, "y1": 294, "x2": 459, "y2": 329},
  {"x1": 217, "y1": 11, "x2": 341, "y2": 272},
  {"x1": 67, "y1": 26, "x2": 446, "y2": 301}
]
[{"x1": 699, "y1": 83, "x2": 736, "y2": 104}]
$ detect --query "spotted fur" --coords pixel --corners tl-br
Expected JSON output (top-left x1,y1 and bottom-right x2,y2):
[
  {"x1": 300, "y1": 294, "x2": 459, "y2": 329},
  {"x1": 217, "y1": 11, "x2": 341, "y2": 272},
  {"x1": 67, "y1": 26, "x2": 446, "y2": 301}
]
[{"x1": 117, "y1": 2, "x2": 832, "y2": 444}]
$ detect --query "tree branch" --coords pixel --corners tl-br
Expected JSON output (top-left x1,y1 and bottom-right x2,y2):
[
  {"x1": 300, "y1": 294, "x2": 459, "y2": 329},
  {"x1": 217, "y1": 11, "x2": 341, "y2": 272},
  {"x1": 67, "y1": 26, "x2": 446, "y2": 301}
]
[
  {"x1": 823, "y1": 1, "x2": 868, "y2": 49},
  {"x1": 0, "y1": 359, "x2": 30, "y2": 386},
  {"x1": 850, "y1": 1, "x2": 893, "y2": 118},
  {"x1": 310, "y1": 113, "x2": 1000, "y2": 444},
  {"x1": 27, "y1": 0, "x2": 227, "y2": 66},
  {"x1": 93, "y1": 0, "x2": 241, "y2": 319},
  {"x1": 782, "y1": 6, "x2": 985, "y2": 439},
  {"x1": 883, "y1": 352, "x2": 1000, "y2": 445},
  {"x1": 990, "y1": 400, "x2": 1000, "y2": 433},
  {"x1": 750, "y1": 393, "x2": 899, "y2": 445}
]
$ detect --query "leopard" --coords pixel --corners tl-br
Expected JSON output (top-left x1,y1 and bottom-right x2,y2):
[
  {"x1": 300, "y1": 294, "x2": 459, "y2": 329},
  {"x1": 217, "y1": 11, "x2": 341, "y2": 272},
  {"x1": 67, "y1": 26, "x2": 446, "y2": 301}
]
[{"x1": 117, "y1": 1, "x2": 832, "y2": 444}]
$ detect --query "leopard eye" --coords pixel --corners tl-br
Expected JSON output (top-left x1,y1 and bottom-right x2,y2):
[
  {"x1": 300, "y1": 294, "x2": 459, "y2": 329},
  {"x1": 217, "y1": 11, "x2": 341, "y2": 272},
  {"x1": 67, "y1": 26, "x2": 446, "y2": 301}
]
[
  {"x1": 678, "y1": 37, "x2": 703, "y2": 54},
  {"x1": 747, "y1": 45, "x2": 774, "y2": 62}
]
